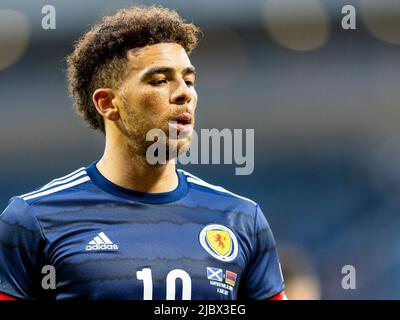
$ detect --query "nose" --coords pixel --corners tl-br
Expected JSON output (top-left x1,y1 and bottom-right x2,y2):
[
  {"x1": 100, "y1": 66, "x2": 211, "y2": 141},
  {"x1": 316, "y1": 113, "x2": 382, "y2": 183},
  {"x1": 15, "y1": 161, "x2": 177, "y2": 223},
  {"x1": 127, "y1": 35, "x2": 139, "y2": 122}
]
[{"x1": 170, "y1": 80, "x2": 193, "y2": 105}]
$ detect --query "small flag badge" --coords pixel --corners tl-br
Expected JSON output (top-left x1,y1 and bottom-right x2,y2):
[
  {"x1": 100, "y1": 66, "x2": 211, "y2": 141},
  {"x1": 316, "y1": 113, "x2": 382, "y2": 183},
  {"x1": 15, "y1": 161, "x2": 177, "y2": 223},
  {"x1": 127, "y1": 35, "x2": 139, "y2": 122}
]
[{"x1": 225, "y1": 270, "x2": 237, "y2": 286}]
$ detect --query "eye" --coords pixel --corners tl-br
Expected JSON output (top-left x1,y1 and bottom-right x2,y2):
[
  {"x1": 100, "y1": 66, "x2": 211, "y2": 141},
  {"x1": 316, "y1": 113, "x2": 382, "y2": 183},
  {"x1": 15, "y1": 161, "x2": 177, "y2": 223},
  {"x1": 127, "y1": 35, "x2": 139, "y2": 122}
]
[
  {"x1": 150, "y1": 79, "x2": 167, "y2": 86},
  {"x1": 185, "y1": 80, "x2": 194, "y2": 87}
]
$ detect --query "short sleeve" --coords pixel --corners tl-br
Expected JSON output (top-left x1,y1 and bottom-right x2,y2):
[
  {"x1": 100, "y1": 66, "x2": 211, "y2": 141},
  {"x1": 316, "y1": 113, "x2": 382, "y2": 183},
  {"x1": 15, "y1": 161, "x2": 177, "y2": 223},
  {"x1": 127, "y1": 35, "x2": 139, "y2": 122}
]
[
  {"x1": 0, "y1": 197, "x2": 46, "y2": 300},
  {"x1": 239, "y1": 205, "x2": 285, "y2": 299}
]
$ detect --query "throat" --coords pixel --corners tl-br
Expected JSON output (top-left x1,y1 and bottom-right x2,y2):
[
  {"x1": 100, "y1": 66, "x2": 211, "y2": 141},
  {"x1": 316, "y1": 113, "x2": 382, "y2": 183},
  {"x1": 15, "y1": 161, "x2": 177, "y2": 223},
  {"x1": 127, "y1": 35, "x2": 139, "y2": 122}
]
[{"x1": 96, "y1": 158, "x2": 179, "y2": 194}]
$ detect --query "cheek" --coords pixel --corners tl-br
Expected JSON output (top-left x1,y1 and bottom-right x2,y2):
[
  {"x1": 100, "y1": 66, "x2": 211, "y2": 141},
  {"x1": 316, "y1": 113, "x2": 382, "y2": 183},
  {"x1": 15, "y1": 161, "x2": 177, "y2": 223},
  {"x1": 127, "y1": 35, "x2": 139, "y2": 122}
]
[
  {"x1": 192, "y1": 91, "x2": 198, "y2": 108},
  {"x1": 123, "y1": 83, "x2": 166, "y2": 110},
  {"x1": 123, "y1": 88, "x2": 169, "y2": 120},
  {"x1": 187, "y1": 87, "x2": 197, "y2": 107},
  {"x1": 137, "y1": 91, "x2": 171, "y2": 129},
  {"x1": 141, "y1": 91, "x2": 166, "y2": 112}
]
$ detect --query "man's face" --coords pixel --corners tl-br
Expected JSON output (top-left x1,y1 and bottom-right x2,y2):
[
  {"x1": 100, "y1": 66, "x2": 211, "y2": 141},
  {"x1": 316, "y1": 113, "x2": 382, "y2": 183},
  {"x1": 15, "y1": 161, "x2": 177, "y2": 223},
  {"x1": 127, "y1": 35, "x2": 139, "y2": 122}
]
[{"x1": 116, "y1": 42, "x2": 197, "y2": 160}]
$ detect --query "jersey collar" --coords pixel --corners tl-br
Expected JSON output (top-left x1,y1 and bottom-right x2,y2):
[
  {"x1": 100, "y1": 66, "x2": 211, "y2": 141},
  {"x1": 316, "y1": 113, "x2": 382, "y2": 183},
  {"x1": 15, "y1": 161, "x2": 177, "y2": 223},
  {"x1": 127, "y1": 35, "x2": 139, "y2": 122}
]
[{"x1": 86, "y1": 161, "x2": 189, "y2": 204}]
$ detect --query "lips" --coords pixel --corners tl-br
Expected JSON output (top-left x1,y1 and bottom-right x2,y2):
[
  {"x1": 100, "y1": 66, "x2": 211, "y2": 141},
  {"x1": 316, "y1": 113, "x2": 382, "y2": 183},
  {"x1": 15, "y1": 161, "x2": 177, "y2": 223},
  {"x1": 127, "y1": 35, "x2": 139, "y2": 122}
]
[
  {"x1": 173, "y1": 113, "x2": 192, "y2": 125},
  {"x1": 169, "y1": 113, "x2": 193, "y2": 135}
]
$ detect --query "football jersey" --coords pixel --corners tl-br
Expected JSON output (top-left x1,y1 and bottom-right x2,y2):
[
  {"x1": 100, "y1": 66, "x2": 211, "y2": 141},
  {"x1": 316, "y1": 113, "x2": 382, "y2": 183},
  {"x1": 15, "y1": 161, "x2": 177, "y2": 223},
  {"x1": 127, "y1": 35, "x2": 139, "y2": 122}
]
[{"x1": 0, "y1": 162, "x2": 285, "y2": 300}]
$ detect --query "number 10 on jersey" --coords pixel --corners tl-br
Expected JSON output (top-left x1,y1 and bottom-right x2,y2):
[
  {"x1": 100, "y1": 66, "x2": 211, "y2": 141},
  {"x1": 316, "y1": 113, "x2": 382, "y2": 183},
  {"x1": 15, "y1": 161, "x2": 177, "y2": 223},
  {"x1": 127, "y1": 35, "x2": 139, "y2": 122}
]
[{"x1": 136, "y1": 268, "x2": 192, "y2": 300}]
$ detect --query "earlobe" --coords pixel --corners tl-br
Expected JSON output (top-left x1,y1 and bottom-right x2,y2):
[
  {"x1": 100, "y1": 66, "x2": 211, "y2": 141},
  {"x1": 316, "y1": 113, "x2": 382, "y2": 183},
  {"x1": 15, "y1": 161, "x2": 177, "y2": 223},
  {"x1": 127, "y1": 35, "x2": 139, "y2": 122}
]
[
  {"x1": 108, "y1": 100, "x2": 120, "y2": 122},
  {"x1": 108, "y1": 96, "x2": 121, "y2": 121}
]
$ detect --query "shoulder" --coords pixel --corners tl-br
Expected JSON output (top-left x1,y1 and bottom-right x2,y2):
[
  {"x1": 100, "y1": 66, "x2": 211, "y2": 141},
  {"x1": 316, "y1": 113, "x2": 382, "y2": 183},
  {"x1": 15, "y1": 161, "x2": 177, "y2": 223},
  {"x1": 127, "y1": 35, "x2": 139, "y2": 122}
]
[
  {"x1": 179, "y1": 169, "x2": 259, "y2": 214},
  {"x1": 15, "y1": 167, "x2": 92, "y2": 205},
  {"x1": 0, "y1": 196, "x2": 45, "y2": 244}
]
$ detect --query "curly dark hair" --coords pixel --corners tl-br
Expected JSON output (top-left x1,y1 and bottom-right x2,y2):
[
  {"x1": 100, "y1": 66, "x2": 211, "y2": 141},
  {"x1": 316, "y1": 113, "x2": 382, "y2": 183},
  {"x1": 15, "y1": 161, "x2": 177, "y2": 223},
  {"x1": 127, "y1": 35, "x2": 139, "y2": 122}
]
[{"x1": 66, "y1": 5, "x2": 201, "y2": 134}]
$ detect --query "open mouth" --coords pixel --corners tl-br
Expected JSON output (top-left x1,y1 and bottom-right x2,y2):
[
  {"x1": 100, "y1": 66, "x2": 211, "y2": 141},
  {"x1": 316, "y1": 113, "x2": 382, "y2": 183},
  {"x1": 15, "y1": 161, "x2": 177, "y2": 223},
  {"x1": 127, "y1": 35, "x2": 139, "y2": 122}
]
[
  {"x1": 169, "y1": 113, "x2": 193, "y2": 134},
  {"x1": 174, "y1": 113, "x2": 192, "y2": 125}
]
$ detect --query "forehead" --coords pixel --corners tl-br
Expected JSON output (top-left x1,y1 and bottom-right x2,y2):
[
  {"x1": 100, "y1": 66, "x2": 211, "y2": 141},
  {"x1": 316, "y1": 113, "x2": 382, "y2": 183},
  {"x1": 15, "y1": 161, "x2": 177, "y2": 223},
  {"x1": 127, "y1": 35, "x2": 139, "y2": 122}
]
[{"x1": 126, "y1": 43, "x2": 192, "y2": 72}]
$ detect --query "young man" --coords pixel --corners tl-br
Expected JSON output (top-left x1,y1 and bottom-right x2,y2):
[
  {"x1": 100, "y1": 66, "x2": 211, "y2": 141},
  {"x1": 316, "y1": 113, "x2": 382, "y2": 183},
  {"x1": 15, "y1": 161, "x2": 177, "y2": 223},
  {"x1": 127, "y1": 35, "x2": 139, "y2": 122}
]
[{"x1": 0, "y1": 6, "x2": 286, "y2": 300}]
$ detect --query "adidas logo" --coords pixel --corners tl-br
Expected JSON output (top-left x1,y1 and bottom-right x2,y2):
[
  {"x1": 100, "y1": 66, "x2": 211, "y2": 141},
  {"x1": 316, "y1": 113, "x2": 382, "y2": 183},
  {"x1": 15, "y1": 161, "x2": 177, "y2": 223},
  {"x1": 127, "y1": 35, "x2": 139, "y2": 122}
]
[{"x1": 85, "y1": 232, "x2": 119, "y2": 251}]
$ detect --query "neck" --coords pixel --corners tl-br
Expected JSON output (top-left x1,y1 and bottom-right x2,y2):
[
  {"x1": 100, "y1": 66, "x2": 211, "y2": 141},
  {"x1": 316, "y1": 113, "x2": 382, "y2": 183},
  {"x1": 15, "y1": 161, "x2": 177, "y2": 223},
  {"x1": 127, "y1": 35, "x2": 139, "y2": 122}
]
[{"x1": 96, "y1": 135, "x2": 179, "y2": 194}]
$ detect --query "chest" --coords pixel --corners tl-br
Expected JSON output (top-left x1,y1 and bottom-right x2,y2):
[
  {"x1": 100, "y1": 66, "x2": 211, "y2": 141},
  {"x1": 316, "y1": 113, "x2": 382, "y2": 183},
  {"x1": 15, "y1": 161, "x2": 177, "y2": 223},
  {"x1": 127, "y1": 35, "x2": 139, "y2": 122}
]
[{"x1": 42, "y1": 209, "x2": 252, "y2": 300}]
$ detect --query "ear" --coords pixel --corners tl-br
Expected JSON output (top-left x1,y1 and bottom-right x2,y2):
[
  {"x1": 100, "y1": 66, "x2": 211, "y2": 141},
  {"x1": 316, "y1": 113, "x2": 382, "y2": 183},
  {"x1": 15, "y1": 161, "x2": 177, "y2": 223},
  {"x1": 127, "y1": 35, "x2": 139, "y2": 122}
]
[{"x1": 92, "y1": 88, "x2": 120, "y2": 122}]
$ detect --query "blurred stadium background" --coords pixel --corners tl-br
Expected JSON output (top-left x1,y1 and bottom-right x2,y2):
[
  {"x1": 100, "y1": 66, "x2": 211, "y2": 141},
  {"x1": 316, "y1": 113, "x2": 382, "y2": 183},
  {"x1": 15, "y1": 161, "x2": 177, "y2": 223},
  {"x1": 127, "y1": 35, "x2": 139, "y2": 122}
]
[{"x1": 1, "y1": 0, "x2": 399, "y2": 299}]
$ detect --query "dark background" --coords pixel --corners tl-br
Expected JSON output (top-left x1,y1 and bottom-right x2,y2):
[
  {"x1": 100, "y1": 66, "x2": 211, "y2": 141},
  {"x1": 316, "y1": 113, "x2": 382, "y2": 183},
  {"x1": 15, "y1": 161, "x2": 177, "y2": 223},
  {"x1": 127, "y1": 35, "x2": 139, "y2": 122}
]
[{"x1": 1, "y1": 0, "x2": 399, "y2": 299}]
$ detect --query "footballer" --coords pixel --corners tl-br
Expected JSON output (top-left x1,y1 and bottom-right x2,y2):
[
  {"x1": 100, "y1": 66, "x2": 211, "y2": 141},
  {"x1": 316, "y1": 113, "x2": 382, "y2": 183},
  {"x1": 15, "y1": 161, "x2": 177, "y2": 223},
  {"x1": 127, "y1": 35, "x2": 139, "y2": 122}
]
[{"x1": 0, "y1": 6, "x2": 286, "y2": 300}]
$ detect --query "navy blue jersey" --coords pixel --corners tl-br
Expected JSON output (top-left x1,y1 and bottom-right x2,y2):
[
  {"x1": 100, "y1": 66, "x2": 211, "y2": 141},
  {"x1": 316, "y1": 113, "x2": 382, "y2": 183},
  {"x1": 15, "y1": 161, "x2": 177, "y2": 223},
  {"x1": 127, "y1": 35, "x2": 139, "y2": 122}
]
[{"x1": 0, "y1": 162, "x2": 284, "y2": 300}]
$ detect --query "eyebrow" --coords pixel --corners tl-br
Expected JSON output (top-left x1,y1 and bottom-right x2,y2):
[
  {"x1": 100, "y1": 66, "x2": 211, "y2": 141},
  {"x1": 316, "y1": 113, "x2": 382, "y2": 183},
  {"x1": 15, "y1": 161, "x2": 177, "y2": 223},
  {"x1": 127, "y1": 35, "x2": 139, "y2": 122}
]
[{"x1": 140, "y1": 66, "x2": 196, "y2": 81}]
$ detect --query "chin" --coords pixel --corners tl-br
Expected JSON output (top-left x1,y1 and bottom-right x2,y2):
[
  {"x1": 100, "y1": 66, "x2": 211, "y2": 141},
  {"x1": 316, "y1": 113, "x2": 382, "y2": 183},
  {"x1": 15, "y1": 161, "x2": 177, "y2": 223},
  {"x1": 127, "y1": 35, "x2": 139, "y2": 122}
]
[
  {"x1": 178, "y1": 136, "x2": 192, "y2": 152},
  {"x1": 166, "y1": 139, "x2": 191, "y2": 160}
]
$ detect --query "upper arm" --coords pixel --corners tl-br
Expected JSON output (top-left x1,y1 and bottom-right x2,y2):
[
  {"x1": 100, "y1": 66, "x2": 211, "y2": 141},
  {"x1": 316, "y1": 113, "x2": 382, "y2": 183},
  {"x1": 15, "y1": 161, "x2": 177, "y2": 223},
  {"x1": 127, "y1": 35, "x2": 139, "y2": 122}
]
[
  {"x1": 0, "y1": 197, "x2": 46, "y2": 300},
  {"x1": 239, "y1": 205, "x2": 285, "y2": 300}
]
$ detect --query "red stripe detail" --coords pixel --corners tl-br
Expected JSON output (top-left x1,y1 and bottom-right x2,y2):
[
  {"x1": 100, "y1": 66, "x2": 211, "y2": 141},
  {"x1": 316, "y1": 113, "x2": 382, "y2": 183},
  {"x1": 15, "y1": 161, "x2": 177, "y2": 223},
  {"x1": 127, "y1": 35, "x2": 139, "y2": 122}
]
[
  {"x1": 268, "y1": 290, "x2": 286, "y2": 300},
  {"x1": 0, "y1": 293, "x2": 16, "y2": 300}
]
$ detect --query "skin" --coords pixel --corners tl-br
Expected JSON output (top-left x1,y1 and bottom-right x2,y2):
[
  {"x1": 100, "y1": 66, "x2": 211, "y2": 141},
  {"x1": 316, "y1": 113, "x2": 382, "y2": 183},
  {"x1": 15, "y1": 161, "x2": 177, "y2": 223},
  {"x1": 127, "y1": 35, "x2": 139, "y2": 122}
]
[{"x1": 92, "y1": 42, "x2": 197, "y2": 193}]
